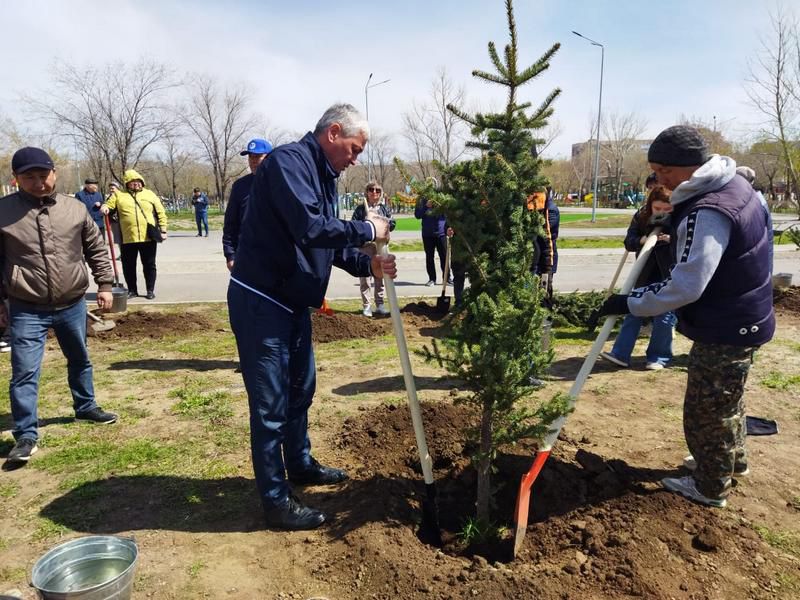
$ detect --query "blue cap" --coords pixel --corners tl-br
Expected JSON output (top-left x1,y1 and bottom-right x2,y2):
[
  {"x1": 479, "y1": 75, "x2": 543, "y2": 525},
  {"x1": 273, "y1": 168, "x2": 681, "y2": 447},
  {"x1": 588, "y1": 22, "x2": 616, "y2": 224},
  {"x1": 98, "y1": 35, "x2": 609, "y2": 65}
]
[
  {"x1": 12, "y1": 147, "x2": 55, "y2": 174},
  {"x1": 240, "y1": 138, "x2": 273, "y2": 156}
]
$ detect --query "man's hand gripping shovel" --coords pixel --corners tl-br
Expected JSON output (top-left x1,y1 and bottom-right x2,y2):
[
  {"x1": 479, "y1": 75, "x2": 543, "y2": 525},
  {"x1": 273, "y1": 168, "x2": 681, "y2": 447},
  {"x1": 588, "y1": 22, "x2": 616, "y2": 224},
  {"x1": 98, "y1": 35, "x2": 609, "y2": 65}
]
[{"x1": 512, "y1": 228, "x2": 663, "y2": 557}]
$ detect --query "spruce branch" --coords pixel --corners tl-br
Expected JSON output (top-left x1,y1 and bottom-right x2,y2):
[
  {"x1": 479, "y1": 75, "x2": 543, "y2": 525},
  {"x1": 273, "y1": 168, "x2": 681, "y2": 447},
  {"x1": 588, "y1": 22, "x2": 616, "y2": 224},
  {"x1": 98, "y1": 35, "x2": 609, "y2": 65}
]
[
  {"x1": 472, "y1": 69, "x2": 509, "y2": 86},
  {"x1": 487, "y1": 42, "x2": 510, "y2": 79}
]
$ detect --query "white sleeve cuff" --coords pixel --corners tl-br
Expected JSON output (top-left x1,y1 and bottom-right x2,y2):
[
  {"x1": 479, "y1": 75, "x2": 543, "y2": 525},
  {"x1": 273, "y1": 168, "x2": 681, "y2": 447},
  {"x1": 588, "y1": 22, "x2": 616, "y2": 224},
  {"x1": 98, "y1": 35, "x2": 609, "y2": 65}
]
[{"x1": 366, "y1": 220, "x2": 376, "y2": 241}]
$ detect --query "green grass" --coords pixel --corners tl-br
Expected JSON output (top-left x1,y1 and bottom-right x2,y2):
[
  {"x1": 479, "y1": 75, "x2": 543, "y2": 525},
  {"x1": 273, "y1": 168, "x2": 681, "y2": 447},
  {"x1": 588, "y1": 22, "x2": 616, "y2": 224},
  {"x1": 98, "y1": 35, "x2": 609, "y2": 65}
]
[
  {"x1": 0, "y1": 565, "x2": 26, "y2": 582},
  {"x1": 0, "y1": 481, "x2": 20, "y2": 499},
  {"x1": 390, "y1": 236, "x2": 625, "y2": 252},
  {"x1": 390, "y1": 212, "x2": 627, "y2": 232},
  {"x1": 32, "y1": 517, "x2": 70, "y2": 541},
  {"x1": 187, "y1": 560, "x2": 205, "y2": 578},
  {"x1": 558, "y1": 237, "x2": 624, "y2": 249},
  {"x1": 755, "y1": 525, "x2": 800, "y2": 558},
  {"x1": 35, "y1": 436, "x2": 182, "y2": 487},
  {"x1": 761, "y1": 371, "x2": 800, "y2": 391},
  {"x1": 167, "y1": 209, "x2": 224, "y2": 232},
  {"x1": 169, "y1": 379, "x2": 234, "y2": 424}
]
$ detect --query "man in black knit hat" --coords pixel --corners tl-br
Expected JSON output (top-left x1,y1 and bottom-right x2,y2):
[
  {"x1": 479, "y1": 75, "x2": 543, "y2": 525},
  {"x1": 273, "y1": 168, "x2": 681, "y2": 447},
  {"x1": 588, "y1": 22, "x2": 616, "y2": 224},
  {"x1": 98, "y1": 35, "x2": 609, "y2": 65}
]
[{"x1": 592, "y1": 125, "x2": 774, "y2": 508}]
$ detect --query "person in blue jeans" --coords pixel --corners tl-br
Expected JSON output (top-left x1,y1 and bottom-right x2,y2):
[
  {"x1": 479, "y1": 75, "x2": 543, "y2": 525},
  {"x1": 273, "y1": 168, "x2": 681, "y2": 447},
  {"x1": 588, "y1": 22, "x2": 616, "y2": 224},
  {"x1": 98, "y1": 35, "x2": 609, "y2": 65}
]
[
  {"x1": 191, "y1": 187, "x2": 209, "y2": 236},
  {"x1": 601, "y1": 184, "x2": 677, "y2": 370},
  {"x1": 229, "y1": 104, "x2": 396, "y2": 531},
  {"x1": 1, "y1": 147, "x2": 118, "y2": 466}
]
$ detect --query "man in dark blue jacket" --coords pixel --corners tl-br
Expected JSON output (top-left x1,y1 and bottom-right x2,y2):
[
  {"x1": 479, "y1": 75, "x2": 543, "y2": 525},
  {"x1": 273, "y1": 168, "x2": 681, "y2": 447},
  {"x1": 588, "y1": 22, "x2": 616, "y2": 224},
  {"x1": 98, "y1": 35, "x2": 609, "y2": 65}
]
[
  {"x1": 222, "y1": 138, "x2": 273, "y2": 270},
  {"x1": 229, "y1": 104, "x2": 395, "y2": 530},
  {"x1": 74, "y1": 178, "x2": 105, "y2": 236}
]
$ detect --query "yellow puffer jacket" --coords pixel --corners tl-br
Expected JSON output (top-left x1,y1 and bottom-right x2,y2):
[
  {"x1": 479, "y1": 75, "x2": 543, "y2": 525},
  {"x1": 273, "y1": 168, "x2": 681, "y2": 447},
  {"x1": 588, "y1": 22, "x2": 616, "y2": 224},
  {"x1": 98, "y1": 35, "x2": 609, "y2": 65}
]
[{"x1": 105, "y1": 170, "x2": 168, "y2": 244}]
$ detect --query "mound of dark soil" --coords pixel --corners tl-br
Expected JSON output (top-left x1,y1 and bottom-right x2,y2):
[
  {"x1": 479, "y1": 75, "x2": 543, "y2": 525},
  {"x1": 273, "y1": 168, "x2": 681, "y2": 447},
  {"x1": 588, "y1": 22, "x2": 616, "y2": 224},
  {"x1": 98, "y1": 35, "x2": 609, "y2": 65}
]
[
  {"x1": 312, "y1": 312, "x2": 392, "y2": 343},
  {"x1": 94, "y1": 310, "x2": 215, "y2": 339},
  {"x1": 774, "y1": 284, "x2": 800, "y2": 314},
  {"x1": 312, "y1": 304, "x2": 446, "y2": 343},
  {"x1": 326, "y1": 402, "x2": 791, "y2": 599}
]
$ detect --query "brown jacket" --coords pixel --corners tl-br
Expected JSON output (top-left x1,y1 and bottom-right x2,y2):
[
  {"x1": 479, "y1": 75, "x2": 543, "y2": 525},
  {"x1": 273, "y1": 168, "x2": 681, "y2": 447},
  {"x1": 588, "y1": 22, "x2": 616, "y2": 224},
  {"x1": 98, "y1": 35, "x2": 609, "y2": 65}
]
[{"x1": 0, "y1": 190, "x2": 114, "y2": 307}]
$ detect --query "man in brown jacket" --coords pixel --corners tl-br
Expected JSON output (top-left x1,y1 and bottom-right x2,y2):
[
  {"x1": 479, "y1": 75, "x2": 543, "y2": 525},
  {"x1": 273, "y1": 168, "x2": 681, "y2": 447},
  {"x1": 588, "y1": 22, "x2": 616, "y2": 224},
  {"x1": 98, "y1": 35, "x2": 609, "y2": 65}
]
[{"x1": 0, "y1": 147, "x2": 118, "y2": 466}]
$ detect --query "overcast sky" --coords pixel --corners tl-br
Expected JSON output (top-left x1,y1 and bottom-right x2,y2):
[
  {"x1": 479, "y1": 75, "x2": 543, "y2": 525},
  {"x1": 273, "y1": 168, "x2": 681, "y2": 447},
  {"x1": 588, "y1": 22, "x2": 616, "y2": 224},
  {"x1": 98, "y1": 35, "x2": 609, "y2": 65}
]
[{"x1": 0, "y1": 0, "x2": 782, "y2": 158}]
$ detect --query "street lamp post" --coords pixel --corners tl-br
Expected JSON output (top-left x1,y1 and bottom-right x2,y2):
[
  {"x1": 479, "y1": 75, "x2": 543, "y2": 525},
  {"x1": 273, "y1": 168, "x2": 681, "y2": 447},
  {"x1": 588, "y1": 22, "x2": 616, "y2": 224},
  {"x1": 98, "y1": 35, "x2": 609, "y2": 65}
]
[
  {"x1": 364, "y1": 72, "x2": 390, "y2": 182},
  {"x1": 572, "y1": 31, "x2": 604, "y2": 223}
]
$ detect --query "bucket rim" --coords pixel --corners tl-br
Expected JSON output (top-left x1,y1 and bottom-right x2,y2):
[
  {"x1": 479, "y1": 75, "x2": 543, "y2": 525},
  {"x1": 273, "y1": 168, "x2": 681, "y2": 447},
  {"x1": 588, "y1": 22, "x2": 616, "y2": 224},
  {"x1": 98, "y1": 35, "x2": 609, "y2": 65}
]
[{"x1": 31, "y1": 535, "x2": 138, "y2": 595}]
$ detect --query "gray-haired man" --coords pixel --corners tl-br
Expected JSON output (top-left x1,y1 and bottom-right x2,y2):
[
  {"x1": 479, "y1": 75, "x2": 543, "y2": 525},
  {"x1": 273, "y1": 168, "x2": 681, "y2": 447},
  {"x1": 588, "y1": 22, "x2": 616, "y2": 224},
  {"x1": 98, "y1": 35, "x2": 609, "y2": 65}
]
[{"x1": 229, "y1": 104, "x2": 396, "y2": 530}]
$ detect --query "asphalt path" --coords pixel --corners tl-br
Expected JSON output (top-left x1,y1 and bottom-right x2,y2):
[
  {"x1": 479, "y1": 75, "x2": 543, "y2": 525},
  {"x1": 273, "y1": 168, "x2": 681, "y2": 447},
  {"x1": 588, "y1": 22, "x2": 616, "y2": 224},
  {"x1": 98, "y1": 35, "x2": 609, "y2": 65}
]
[{"x1": 108, "y1": 228, "x2": 799, "y2": 305}]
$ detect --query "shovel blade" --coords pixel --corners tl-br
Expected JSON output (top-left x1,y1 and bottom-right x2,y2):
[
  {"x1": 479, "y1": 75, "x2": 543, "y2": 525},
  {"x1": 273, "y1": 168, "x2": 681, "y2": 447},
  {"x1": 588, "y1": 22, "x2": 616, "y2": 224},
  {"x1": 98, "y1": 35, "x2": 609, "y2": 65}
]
[
  {"x1": 435, "y1": 294, "x2": 451, "y2": 314},
  {"x1": 419, "y1": 482, "x2": 443, "y2": 547},
  {"x1": 512, "y1": 449, "x2": 551, "y2": 558}
]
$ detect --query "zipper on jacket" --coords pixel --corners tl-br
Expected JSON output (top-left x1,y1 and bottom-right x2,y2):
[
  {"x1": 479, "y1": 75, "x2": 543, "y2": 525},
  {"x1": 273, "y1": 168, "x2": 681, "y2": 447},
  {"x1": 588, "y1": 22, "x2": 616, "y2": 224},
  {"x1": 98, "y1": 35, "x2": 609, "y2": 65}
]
[{"x1": 37, "y1": 203, "x2": 54, "y2": 304}]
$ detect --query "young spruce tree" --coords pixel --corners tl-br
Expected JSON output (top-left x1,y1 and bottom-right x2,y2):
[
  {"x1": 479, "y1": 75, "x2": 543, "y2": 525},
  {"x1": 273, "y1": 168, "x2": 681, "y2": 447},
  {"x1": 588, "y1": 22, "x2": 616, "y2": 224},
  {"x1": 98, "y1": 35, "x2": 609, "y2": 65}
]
[{"x1": 417, "y1": 0, "x2": 569, "y2": 523}]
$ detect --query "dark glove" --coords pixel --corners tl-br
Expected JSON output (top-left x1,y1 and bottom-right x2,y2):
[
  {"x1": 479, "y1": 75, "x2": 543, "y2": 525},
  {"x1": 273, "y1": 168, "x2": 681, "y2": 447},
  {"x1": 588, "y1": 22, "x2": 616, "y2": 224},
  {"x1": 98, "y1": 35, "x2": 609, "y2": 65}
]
[{"x1": 587, "y1": 294, "x2": 630, "y2": 330}]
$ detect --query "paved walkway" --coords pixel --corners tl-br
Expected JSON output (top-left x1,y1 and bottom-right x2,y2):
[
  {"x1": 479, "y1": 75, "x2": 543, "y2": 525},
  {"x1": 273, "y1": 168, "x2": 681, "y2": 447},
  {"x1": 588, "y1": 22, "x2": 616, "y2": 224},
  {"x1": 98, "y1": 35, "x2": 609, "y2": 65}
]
[{"x1": 114, "y1": 230, "x2": 799, "y2": 305}]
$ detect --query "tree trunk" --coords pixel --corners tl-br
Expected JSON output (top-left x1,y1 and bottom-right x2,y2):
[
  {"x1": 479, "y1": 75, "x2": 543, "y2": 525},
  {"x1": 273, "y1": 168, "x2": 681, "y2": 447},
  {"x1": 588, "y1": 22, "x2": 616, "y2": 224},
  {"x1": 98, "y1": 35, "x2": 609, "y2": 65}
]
[{"x1": 475, "y1": 400, "x2": 493, "y2": 523}]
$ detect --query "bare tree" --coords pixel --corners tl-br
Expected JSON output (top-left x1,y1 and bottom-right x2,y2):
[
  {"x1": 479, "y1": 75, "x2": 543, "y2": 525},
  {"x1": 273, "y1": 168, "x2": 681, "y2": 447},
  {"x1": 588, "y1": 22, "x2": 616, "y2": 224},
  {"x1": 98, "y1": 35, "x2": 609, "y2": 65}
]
[
  {"x1": 745, "y1": 8, "x2": 800, "y2": 215},
  {"x1": 536, "y1": 120, "x2": 564, "y2": 158},
  {"x1": 25, "y1": 59, "x2": 177, "y2": 185},
  {"x1": 156, "y1": 132, "x2": 193, "y2": 200},
  {"x1": 402, "y1": 67, "x2": 468, "y2": 177},
  {"x1": 181, "y1": 76, "x2": 259, "y2": 207},
  {"x1": 369, "y1": 130, "x2": 397, "y2": 187},
  {"x1": 600, "y1": 110, "x2": 648, "y2": 201}
]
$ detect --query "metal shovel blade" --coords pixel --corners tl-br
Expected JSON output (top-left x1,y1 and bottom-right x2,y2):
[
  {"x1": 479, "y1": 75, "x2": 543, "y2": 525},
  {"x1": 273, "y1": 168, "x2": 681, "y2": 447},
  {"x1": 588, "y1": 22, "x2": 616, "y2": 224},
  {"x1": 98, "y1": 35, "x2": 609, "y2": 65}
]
[
  {"x1": 435, "y1": 292, "x2": 451, "y2": 314},
  {"x1": 87, "y1": 311, "x2": 116, "y2": 334}
]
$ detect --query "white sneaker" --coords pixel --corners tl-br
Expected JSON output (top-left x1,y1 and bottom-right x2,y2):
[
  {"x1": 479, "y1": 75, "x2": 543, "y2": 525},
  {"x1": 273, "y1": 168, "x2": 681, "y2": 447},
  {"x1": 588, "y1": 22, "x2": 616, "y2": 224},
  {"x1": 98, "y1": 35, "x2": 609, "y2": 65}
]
[
  {"x1": 374, "y1": 305, "x2": 390, "y2": 316},
  {"x1": 683, "y1": 455, "x2": 750, "y2": 476},
  {"x1": 362, "y1": 307, "x2": 372, "y2": 317},
  {"x1": 600, "y1": 351, "x2": 628, "y2": 368},
  {"x1": 661, "y1": 476, "x2": 727, "y2": 508},
  {"x1": 645, "y1": 362, "x2": 665, "y2": 370}
]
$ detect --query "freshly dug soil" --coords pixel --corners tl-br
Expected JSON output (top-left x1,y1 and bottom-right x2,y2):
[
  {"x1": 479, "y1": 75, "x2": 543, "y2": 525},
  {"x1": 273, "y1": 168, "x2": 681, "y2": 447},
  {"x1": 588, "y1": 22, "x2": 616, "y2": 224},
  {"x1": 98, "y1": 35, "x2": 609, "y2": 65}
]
[
  {"x1": 774, "y1": 285, "x2": 800, "y2": 314},
  {"x1": 328, "y1": 401, "x2": 792, "y2": 599},
  {"x1": 93, "y1": 310, "x2": 216, "y2": 339},
  {"x1": 312, "y1": 312, "x2": 392, "y2": 343},
  {"x1": 312, "y1": 305, "x2": 445, "y2": 343}
]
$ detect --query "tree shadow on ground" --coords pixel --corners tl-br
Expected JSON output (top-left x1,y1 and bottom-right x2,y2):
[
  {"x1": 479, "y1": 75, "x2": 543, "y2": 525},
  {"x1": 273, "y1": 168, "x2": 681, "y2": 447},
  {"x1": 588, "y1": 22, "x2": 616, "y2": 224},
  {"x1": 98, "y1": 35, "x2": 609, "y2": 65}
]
[
  {"x1": 332, "y1": 375, "x2": 462, "y2": 396},
  {"x1": 108, "y1": 359, "x2": 239, "y2": 372}
]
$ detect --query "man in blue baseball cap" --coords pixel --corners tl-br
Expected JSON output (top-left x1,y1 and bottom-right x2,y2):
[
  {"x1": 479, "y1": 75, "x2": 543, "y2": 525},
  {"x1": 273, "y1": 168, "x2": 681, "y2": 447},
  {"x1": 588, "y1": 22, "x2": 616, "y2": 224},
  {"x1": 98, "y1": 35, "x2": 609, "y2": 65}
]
[{"x1": 222, "y1": 138, "x2": 274, "y2": 270}]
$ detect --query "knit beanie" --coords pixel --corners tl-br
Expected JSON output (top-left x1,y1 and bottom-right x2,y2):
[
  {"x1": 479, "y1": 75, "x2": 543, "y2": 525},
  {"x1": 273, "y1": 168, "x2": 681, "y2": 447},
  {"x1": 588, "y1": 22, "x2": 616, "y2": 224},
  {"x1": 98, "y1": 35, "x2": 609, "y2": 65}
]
[{"x1": 647, "y1": 126, "x2": 709, "y2": 167}]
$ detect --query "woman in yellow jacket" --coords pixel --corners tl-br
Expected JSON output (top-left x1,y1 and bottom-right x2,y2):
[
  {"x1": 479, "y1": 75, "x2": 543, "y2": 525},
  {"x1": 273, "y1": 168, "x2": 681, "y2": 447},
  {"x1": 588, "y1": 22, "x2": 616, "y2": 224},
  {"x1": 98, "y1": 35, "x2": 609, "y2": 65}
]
[{"x1": 101, "y1": 170, "x2": 168, "y2": 299}]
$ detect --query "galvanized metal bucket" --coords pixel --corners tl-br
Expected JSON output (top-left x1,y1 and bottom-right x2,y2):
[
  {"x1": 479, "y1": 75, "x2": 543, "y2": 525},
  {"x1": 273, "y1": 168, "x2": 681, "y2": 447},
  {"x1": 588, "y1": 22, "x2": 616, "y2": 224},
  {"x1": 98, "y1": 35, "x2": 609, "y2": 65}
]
[
  {"x1": 773, "y1": 272, "x2": 793, "y2": 289},
  {"x1": 31, "y1": 536, "x2": 138, "y2": 600},
  {"x1": 109, "y1": 286, "x2": 127, "y2": 314}
]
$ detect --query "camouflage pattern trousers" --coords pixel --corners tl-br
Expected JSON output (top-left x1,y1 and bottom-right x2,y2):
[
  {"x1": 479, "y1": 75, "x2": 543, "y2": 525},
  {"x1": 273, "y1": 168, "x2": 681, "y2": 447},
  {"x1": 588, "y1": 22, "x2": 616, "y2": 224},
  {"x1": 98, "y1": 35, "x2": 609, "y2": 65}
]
[{"x1": 684, "y1": 341, "x2": 756, "y2": 499}]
